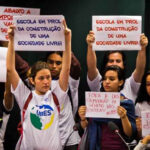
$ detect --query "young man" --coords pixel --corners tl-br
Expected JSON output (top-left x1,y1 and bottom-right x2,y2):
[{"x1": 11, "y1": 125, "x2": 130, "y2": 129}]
[
  {"x1": 86, "y1": 31, "x2": 148, "y2": 103},
  {"x1": 46, "y1": 52, "x2": 81, "y2": 150}
]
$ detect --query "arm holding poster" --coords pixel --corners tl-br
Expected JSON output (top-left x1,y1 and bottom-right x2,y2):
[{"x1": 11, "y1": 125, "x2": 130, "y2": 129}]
[
  {"x1": 4, "y1": 75, "x2": 14, "y2": 111},
  {"x1": 86, "y1": 30, "x2": 99, "y2": 81},
  {"x1": 79, "y1": 66, "x2": 136, "y2": 150},
  {"x1": 133, "y1": 34, "x2": 148, "y2": 83},
  {"x1": 7, "y1": 26, "x2": 20, "y2": 90},
  {"x1": 117, "y1": 105, "x2": 132, "y2": 137},
  {"x1": 59, "y1": 20, "x2": 71, "y2": 92}
]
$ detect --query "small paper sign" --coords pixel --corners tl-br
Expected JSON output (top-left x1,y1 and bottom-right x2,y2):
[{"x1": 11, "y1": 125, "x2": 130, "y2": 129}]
[
  {"x1": 141, "y1": 111, "x2": 150, "y2": 137},
  {"x1": 86, "y1": 92, "x2": 120, "y2": 118}
]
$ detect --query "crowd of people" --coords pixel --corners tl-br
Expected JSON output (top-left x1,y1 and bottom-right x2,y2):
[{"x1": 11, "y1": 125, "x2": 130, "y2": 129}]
[{"x1": 0, "y1": 19, "x2": 150, "y2": 150}]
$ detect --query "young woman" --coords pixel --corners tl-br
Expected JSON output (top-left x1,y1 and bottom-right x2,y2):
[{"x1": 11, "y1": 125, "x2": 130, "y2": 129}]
[
  {"x1": 78, "y1": 65, "x2": 136, "y2": 150},
  {"x1": 135, "y1": 70, "x2": 150, "y2": 144},
  {"x1": 7, "y1": 20, "x2": 71, "y2": 150}
]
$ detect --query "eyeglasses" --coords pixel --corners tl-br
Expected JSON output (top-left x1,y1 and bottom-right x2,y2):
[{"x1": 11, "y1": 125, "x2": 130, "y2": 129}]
[{"x1": 47, "y1": 60, "x2": 62, "y2": 65}]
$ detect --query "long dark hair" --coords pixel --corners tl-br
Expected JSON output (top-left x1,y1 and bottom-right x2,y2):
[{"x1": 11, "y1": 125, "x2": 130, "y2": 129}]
[
  {"x1": 136, "y1": 70, "x2": 150, "y2": 104},
  {"x1": 100, "y1": 65, "x2": 125, "y2": 92}
]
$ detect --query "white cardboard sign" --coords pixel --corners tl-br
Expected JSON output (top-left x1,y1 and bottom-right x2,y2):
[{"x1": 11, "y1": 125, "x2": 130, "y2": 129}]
[
  {"x1": 92, "y1": 16, "x2": 141, "y2": 51},
  {"x1": 0, "y1": 6, "x2": 40, "y2": 41},
  {"x1": 0, "y1": 47, "x2": 8, "y2": 82},
  {"x1": 86, "y1": 92, "x2": 120, "y2": 118},
  {"x1": 14, "y1": 15, "x2": 65, "y2": 51}
]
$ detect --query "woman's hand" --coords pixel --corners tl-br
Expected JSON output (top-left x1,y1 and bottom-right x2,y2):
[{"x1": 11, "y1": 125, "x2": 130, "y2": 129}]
[
  {"x1": 78, "y1": 105, "x2": 87, "y2": 121},
  {"x1": 117, "y1": 106, "x2": 127, "y2": 119}
]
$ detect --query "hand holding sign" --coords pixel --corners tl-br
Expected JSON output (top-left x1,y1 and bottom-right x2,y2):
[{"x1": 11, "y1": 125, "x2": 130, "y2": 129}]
[
  {"x1": 117, "y1": 106, "x2": 127, "y2": 119},
  {"x1": 63, "y1": 19, "x2": 71, "y2": 42},
  {"x1": 140, "y1": 33, "x2": 148, "y2": 49},
  {"x1": 86, "y1": 30, "x2": 95, "y2": 47},
  {"x1": 7, "y1": 25, "x2": 15, "y2": 40}
]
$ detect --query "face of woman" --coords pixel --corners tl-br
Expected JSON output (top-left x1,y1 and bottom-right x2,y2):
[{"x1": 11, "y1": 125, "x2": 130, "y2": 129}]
[
  {"x1": 31, "y1": 69, "x2": 51, "y2": 95},
  {"x1": 103, "y1": 70, "x2": 123, "y2": 92},
  {"x1": 146, "y1": 75, "x2": 150, "y2": 96}
]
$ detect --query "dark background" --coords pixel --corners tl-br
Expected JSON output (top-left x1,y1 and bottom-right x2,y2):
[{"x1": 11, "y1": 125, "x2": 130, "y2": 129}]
[
  {"x1": 0, "y1": 0, "x2": 149, "y2": 149},
  {"x1": 0, "y1": 0, "x2": 149, "y2": 105}
]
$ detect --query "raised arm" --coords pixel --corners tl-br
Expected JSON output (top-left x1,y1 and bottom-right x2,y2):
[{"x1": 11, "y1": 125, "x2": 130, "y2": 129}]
[
  {"x1": 133, "y1": 34, "x2": 148, "y2": 83},
  {"x1": 86, "y1": 30, "x2": 99, "y2": 81},
  {"x1": 7, "y1": 26, "x2": 20, "y2": 90},
  {"x1": 59, "y1": 20, "x2": 71, "y2": 91},
  {"x1": 4, "y1": 75, "x2": 14, "y2": 110}
]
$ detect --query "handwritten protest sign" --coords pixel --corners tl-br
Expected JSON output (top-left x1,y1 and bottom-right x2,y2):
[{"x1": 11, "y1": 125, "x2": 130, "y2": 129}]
[
  {"x1": 0, "y1": 47, "x2": 8, "y2": 82},
  {"x1": 141, "y1": 111, "x2": 150, "y2": 137},
  {"x1": 92, "y1": 16, "x2": 141, "y2": 51},
  {"x1": 13, "y1": 15, "x2": 65, "y2": 51},
  {"x1": 85, "y1": 92, "x2": 120, "y2": 118},
  {"x1": 0, "y1": 6, "x2": 40, "y2": 41}
]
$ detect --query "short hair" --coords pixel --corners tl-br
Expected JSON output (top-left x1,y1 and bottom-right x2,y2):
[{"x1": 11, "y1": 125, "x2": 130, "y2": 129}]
[
  {"x1": 100, "y1": 51, "x2": 126, "y2": 73},
  {"x1": 136, "y1": 70, "x2": 150, "y2": 104},
  {"x1": 101, "y1": 65, "x2": 125, "y2": 91},
  {"x1": 30, "y1": 61, "x2": 51, "y2": 80}
]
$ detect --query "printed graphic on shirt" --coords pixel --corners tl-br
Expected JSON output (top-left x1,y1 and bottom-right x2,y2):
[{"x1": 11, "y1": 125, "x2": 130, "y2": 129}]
[{"x1": 30, "y1": 104, "x2": 54, "y2": 130}]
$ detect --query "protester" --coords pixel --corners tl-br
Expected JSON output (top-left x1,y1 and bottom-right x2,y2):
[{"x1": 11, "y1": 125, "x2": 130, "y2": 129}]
[
  {"x1": 46, "y1": 51, "x2": 81, "y2": 150},
  {"x1": 78, "y1": 65, "x2": 136, "y2": 150},
  {"x1": 135, "y1": 71, "x2": 150, "y2": 144},
  {"x1": 7, "y1": 19, "x2": 71, "y2": 150},
  {"x1": 86, "y1": 31, "x2": 148, "y2": 103}
]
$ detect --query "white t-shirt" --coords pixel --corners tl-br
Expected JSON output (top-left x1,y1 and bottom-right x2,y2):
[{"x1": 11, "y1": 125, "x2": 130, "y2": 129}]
[
  {"x1": 87, "y1": 71, "x2": 141, "y2": 103},
  {"x1": 135, "y1": 102, "x2": 150, "y2": 117},
  {"x1": 68, "y1": 76, "x2": 80, "y2": 117},
  {"x1": 12, "y1": 79, "x2": 68, "y2": 150},
  {"x1": 51, "y1": 80, "x2": 80, "y2": 147}
]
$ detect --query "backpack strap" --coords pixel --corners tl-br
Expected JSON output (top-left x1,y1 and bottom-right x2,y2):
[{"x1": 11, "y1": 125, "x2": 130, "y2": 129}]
[
  {"x1": 17, "y1": 92, "x2": 32, "y2": 135},
  {"x1": 17, "y1": 92, "x2": 32, "y2": 150},
  {"x1": 22, "y1": 92, "x2": 33, "y2": 120},
  {"x1": 52, "y1": 92, "x2": 60, "y2": 114}
]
